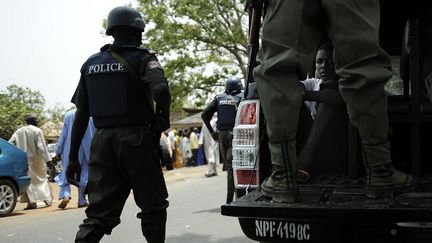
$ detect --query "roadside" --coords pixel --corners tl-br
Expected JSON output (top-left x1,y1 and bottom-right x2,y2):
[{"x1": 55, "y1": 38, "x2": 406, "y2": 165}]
[{"x1": 12, "y1": 165, "x2": 215, "y2": 216}]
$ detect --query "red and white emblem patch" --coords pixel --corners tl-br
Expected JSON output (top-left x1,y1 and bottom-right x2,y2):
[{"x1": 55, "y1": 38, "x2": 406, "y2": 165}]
[{"x1": 147, "y1": 60, "x2": 162, "y2": 69}]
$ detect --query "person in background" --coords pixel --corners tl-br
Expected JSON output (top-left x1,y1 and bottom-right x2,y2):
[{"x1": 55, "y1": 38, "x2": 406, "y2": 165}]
[
  {"x1": 202, "y1": 77, "x2": 243, "y2": 203},
  {"x1": 54, "y1": 108, "x2": 96, "y2": 209},
  {"x1": 200, "y1": 115, "x2": 220, "y2": 177},
  {"x1": 173, "y1": 130, "x2": 183, "y2": 168},
  {"x1": 160, "y1": 131, "x2": 173, "y2": 170},
  {"x1": 196, "y1": 127, "x2": 206, "y2": 166},
  {"x1": 180, "y1": 130, "x2": 192, "y2": 166},
  {"x1": 167, "y1": 129, "x2": 176, "y2": 165},
  {"x1": 188, "y1": 127, "x2": 199, "y2": 167},
  {"x1": 9, "y1": 113, "x2": 53, "y2": 209}
]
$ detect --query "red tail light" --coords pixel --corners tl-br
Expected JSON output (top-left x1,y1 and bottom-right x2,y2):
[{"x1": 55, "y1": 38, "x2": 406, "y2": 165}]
[
  {"x1": 238, "y1": 103, "x2": 257, "y2": 125},
  {"x1": 236, "y1": 169, "x2": 258, "y2": 186},
  {"x1": 233, "y1": 100, "x2": 261, "y2": 191}
]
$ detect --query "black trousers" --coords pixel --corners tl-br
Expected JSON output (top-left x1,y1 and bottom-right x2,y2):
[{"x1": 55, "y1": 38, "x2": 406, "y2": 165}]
[
  {"x1": 188, "y1": 149, "x2": 198, "y2": 166},
  {"x1": 219, "y1": 130, "x2": 234, "y2": 203},
  {"x1": 297, "y1": 103, "x2": 349, "y2": 177},
  {"x1": 75, "y1": 126, "x2": 169, "y2": 243}
]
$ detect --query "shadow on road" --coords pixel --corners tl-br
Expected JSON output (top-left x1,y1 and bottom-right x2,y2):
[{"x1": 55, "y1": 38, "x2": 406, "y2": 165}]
[
  {"x1": 193, "y1": 207, "x2": 221, "y2": 214},
  {"x1": 166, "y1": 232, "x2": 254, "y2": 243}
]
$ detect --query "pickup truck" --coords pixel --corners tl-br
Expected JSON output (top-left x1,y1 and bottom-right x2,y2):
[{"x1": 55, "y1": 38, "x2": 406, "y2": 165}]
[{"x1": 221, "y1": 2, "x2": 432, "y2": 242}]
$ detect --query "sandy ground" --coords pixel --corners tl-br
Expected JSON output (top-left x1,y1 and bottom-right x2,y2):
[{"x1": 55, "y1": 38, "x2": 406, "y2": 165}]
[{"x1": 13, "y1": 165, "x2": 213, "y2": 216}]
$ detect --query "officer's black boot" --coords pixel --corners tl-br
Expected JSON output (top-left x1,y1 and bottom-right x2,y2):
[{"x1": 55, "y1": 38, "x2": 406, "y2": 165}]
[
  {"x1": 75, "y1": 233, "x2": 104, "y2": 243},
  {"x1": 140, "y1": 209, "x2": 167, "y2": 243},
  {"x1": 226, "y1": 171, "x2": 235, "y2": 203},
  {"x1": 363, "y1": 141, "x2": 414, "y2": 198},
  {"x1": 261, "y1": 141, "x2": 298, "y2": 203},
  {"x1": 226, "y1": 160, "x2": 235, "y2": 203},
  {"x1": 75, "y1": 218, "x2": 106, "y2": 243}
]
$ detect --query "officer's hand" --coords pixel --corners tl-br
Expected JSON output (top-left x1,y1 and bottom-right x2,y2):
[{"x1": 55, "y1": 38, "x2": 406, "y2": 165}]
[
  {"x1": 156, "y1": 114, "x2": 170, "y2": 133},
  {"x1": 66, "y1": 159, "x2": 81, "y2": 187},
  {"x1": 211, "y1": 132, "x2": 219, "y2": 142}
]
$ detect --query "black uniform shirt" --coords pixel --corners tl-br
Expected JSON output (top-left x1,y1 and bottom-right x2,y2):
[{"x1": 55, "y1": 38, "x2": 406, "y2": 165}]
[
  {"x1": 202, "y1": 92, "x2": 242, "y2": 131},
  {"x1": 72, "y1": 44, "x2": 170, "y2": 128}
]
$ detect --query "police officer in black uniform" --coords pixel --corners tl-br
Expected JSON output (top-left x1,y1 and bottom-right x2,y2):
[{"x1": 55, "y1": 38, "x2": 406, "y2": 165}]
[
  {"x1": 66, "y1": 6, "x2": 170, "y2": 243},
  {"x1": 201, "y1": 77, "x2": 243, "y2": 203}
]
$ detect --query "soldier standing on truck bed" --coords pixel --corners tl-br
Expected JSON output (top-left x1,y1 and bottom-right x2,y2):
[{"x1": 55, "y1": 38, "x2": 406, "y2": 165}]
[
  {"x1": 202, "y1": 77, "x2": 243, "y2": 204},
  {"x1": 248, "y1": 0, "x2": 413, "y2": 203},
  {"x1": 66, "y1": 6, "x2": 171, "y2": 243}
]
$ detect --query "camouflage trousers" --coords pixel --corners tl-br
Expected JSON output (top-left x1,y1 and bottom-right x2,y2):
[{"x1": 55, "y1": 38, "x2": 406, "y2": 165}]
[{"x1": 254, "y1": 0, "x2": 392, "y2": 147}]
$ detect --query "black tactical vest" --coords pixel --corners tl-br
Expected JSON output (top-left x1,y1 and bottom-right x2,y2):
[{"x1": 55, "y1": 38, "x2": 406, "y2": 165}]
[
  {"x1": 216, "y1": 92, "x2": 243, "y2": 131},
  {"x1": 84, "y1": 45, "x2": 155, "y2": 128}
]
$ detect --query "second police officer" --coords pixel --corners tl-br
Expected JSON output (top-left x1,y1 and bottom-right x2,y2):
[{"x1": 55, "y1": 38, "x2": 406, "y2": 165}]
[
  {"x1": 66, "y1": 6, "x2": 171, "y2": 243},
  {"x1": 202, "y1": 77, "x2": 243, "y2": 204}
]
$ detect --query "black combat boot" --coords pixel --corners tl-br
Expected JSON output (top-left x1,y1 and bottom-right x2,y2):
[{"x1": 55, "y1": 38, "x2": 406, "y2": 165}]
[
  {"x1": 261, "y1": 141, "x2": 298, "y2": 203},
  {"x1": 363, "y1": 142, "x2": 414, "y2": 198},
  {"x1": 140, "y1": 209, "x2": 167, "y2": 243}
]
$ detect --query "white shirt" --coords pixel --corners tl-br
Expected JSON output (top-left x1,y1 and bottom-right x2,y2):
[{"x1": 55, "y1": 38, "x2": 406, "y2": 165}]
[
  {"x1": 168, "y1": 130, "x2": 175, "y2": 150},
  {"x1": 301, "y1": 78, "x2": 322, "y2": 119}
]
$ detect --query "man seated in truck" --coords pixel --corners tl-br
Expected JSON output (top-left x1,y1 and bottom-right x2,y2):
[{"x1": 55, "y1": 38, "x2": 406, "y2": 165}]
[
  {"x1": 252, "y1": 0, "x2": 413, "y2": 203},
  {"x1": 296, "y1": 42, "x2": 348, "y2": 183}
]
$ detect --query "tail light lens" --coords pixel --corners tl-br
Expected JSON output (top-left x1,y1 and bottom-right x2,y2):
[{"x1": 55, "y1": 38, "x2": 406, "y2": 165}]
[
  {"x1": 232, "y1": 100, "x2": 260, "y2": 191},
  {"x1": 235, "y1": 169, "x2": 258, "y2": 186}
]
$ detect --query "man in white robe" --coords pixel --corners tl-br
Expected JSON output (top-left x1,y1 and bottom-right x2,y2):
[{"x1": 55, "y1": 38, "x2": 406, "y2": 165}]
[
  {"x1": 200, "y1": 116, "x2": 220, "y2": 177},
  {"x1": 9, "y1": 113, "x2": 53, "y2": 209},
  {"x1": 180, "y1": 131, "x2": 192, "y2": 165}
]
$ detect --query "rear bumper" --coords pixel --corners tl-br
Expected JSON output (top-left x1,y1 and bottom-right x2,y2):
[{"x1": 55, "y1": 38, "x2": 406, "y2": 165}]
[{"x1": 222, "y1": 189, "x2": 432, "y2": 242}]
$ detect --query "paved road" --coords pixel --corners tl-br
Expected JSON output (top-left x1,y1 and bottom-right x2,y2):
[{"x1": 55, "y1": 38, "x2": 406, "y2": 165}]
[{"x1": 0, "y1": 165, "x2": 256, "y2": 243}]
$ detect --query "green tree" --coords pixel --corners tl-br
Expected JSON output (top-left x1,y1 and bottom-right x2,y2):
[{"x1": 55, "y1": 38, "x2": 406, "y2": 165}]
[
  {"x1": 45, "y1": 104, "x2": 70, "y2": 124},
  {"x1": 137, "y1": 0, "x2": 248, "y2": 110},
  {"x1": 0, "y1": 85, "x2": 46, "y2": 139}
]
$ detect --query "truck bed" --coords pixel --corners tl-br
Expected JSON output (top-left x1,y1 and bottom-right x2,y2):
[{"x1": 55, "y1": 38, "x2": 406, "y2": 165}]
[{"x1": 221, "y1": 186, "x2": 432, "y2": 242}]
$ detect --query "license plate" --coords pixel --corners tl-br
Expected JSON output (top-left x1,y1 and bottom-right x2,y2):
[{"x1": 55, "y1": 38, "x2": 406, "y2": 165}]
[
  {"x1": 255, "y1": 219, "x2": 311, "y2": 240},
  {"x1": 239, "y1": 218, "x2": 339, "y2": 241}
]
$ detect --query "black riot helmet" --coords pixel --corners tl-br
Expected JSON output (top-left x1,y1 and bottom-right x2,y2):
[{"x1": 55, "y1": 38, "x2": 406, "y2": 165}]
[
  {"x1": 225, "y1": 77, "x2": 243, "y2": 93},
  {"x1": 106, "y1": 6, "x2": 145, "y2": 36}
]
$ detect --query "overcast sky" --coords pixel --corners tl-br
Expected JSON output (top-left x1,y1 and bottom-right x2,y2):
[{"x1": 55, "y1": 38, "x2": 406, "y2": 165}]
[{"x1": 0, "y1": 0, "x2": 137, "y2": 109}]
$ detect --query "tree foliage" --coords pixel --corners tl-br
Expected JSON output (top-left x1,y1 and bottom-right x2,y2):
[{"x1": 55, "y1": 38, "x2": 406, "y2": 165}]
[
  {"x1": 137, "y1": 0, "x2": 248, "y2": 110},
  {"x1": 0, "y1": 85, "x2": 48, "y2": 139},
  {"x1": 45, "y1": 104, "x2": 69, "y2": 124}
]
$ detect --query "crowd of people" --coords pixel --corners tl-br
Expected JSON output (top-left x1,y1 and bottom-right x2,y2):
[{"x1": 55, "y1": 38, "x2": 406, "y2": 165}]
[{"x1": 161, "y1": 126, "x2": 220, "y2": 172}]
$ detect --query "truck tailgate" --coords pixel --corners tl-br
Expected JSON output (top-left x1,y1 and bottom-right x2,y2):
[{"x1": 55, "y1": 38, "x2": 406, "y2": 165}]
[{"x1": 221, "y1": 188, "x2": 432, "y2": 242}]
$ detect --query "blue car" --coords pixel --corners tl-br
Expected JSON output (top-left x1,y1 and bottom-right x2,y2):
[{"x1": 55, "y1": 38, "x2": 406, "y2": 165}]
[{"x1": 0, "y1": 137, "x2": 30, "y2": 216}]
